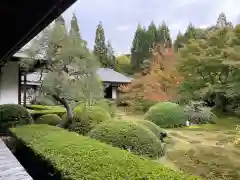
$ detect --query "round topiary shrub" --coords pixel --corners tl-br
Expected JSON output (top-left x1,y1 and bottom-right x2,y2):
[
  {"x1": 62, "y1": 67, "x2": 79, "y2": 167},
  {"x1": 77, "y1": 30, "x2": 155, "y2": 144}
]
[
  {"x1": 36, "y1": 114, "x2": 61, "y2": 126},
  {"x1": 144, "y1": 102, "x2": 187, "y2": 128},
  {"x1": 0, "y1": 104, "x2": 33, "y2": 132},
  {"x1": 135, "y1": 120, "x2": 165, "y2": 137},
  {"x1": 88, "y1": 120, "x2": 163, "y2": 158},
  {"x1": 69, "y1": 105, "x2": 111, "y2": 135}
]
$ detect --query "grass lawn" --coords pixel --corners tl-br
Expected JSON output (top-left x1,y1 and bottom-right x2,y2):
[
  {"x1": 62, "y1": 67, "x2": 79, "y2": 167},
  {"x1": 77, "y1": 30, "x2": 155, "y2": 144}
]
[{"x1": 117, "y1": 110, "x2": 240, "y2": 180}]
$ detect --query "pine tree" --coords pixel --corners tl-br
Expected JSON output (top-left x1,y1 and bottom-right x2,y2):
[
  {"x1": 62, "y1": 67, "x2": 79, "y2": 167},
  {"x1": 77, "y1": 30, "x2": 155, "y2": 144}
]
[
  {"x1": 158, "y1": 22, "x2": 172, "y2": 47},
  {"x1": 184, "y1": 22, "x2": 197, "y2": 41},
  {"x1": 21, "y1": 16, "x2": 103, "y2": 128},
  {"x1": 93, "y1": 22, "x2": 108, "y2": 67},
  {"x1": 131, "y1": 24, "x2": 144, "y2": 71},
  {"x1": 69, "y1": 13, "x2": 87, "y2": 48},
  {"x1": 147, "y1": 21, "x2": 158, "y2": 48},
  {"x1": 174, "y1": 31, "x2": 185, "y2": 51},
  {"x1": 106, "y1": 40, "x2": 116, "y2": 69}
]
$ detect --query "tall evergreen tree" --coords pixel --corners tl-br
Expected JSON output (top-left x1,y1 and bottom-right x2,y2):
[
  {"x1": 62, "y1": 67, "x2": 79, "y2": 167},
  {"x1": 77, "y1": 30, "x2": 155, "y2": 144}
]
[
  {"x1": 131, "y1": 24, "x2": 144, "y2": 71},
  {"x1": 69, "y1": 13, "x2": 87, "y2": 48},
  {"x1": 158, "y1": 22, "x2": 172, "y2": 47},
  {"x1": 147, "y1": 21, "x2": 158, "y2": 48},
  {"x1": 106, "y1": 40, "x2": 116, "y2": 69},
  {"x1": 93, "y1": 22, "x2": 109, "y2": 67},
  {"x1": 174, "y1": 31, "x2": 185, "y2": 51},
  {"x1": 184, "y1": 22, "x2": 197, "y2": 41}
]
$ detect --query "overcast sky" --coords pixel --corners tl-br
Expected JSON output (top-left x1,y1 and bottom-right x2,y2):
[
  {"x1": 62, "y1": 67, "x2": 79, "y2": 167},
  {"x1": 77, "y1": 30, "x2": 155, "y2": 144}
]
[{"x1": 62, "y1": 0, "x2": 240, "y2": 55}]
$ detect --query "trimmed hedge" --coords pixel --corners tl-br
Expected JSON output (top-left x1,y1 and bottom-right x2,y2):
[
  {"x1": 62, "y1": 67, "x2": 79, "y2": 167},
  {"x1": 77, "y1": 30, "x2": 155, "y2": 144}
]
[
  {"x1": 136, "y1": 120, "x2": 164, "y2": 137},
  {"x1": 145, "y1": 102, "x2": 187, "y2": 128},
  {"x1": 36, "y1": 114, "x2": 61, "y2": 126},
  {"x1": 27, "y1": 105, "x2": 66, "y2": 118},
  {"x1": 89, "y1": 120, "x2": 163, "y2": 158},
  {"x1": 68, "y1": 105, "x2": 111, "y2": 135},
  {"x1": 0, "y1": 104, "x2": 33, "y2": 132},
  {"x1": 10, "y1": 125, "x2": 199, "y2": 180}
]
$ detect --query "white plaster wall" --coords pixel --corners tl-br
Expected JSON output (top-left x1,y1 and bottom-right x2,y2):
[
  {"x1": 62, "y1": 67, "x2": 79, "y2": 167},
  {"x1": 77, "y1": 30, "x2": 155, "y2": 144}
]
[
  {"x1": 0, "y1": 61, "x2": 19, "y2": 104},
  {"x1": 112, "y1": 87, "x2": 117, "y2": 100}
]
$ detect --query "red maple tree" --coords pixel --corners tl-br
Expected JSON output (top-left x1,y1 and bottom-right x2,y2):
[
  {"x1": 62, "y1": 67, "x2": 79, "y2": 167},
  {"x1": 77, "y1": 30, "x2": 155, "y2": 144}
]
[{"x1": 119, "y1": 44, "x2": 182, "y2": 109}]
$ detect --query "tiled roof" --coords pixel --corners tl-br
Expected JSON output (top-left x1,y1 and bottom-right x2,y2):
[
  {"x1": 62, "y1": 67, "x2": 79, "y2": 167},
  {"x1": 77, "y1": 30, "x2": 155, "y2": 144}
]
[
  {"x1": 24, "y1": 68, "x2": 132, "y2": 84},
  {"x1": 96, "y1": 68, "x2": 132, "y2": 83}
]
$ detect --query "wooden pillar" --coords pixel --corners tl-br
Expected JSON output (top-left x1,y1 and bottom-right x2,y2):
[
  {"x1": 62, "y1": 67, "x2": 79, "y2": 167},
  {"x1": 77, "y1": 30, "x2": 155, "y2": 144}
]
[
  {"x1": 23, "y1": 73, "x2": 27, "y2": 107},
  {"x1": 18, "y1": 66, "x2": 21, "y2": 105}
]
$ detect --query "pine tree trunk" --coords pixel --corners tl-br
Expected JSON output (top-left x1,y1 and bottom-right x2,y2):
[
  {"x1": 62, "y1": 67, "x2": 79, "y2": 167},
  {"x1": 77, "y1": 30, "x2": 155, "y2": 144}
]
[{"x1": 52, "y1": 95, "x2": 73, "y2": 128}]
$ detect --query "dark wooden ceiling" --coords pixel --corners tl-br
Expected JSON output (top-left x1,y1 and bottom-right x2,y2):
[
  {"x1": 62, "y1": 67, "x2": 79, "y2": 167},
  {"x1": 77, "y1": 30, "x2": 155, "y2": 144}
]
[{"x1": 0, "y1": 0, "x2": 76, "y2": 64}]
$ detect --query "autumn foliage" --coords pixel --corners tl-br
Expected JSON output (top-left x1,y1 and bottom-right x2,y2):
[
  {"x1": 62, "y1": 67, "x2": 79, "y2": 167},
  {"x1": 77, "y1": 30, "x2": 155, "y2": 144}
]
[{"x1": 119, "y1": 44, "x2": 181, "y2": 109}]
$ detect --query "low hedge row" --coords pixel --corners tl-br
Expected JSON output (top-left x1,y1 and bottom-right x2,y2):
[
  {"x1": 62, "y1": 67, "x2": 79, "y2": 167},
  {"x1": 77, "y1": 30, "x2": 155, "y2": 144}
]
[
  {"x1": 27, "y1": 105, "x2": 66, "y2": 119},
  {"x1": 10, "y1": 125, "x2": 200, "y2": 180}
]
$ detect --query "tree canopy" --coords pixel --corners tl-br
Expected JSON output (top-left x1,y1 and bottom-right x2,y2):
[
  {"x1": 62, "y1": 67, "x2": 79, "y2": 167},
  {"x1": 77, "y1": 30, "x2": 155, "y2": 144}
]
[{"x1": 21, "y1": 15, "x2": 103, "y2": 128}]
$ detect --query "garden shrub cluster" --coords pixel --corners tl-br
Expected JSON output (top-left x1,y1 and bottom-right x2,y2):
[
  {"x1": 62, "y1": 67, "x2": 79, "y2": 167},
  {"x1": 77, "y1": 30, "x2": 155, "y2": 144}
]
[
  {"x1": 135, "y1": 119, "x2": 165, "y2": 137},
  {"x1": 144, "y1": 102, "x2": 187, "y2": 128},
  {"x1": 68, "y1": 105, "x2": 111, "y2": 135},
  {"x1": 36, "y1": 114, "x2": 61, "y2": 126},
  {"x1": 89, "y1": 120, "x2": 163, "y2": 158},
  {"x1": 183, "y1": 102, "x2": 218, "y2": 124},
  {"x1": 0, "y1": 104, "x2": 33, "y2": 132},
  {"x1": 10, "y1": 125, "x2": 199, "y2": 180}
]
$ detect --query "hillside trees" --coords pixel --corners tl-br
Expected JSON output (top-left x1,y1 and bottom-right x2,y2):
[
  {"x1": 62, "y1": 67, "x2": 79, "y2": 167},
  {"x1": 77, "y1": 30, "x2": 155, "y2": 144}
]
[
  {"x1": 21, "y1": 15, "x2": 103, "y2": 128},
  {"x1": 130, "y1": 22, "x2": 172, "y2": 73},
  {"x1": 178, "y1": 21, "x2": 240, "y2": 113}
]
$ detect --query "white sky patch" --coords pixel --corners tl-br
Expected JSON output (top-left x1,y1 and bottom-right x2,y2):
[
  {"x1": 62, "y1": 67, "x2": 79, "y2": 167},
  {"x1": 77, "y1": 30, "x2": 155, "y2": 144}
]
[{"x1": 116, "y1": 24, "x2": 132, "y2": 31}]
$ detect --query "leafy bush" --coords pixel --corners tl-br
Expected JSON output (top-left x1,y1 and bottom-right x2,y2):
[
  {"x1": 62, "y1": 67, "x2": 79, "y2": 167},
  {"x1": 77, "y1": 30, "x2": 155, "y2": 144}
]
[
  {"x1": 135, "y1": 99, "x2": 158, "y2": 113},
  {"x1": 136, "y1": 120, "x2": 165, "y2": 137},
  {"x1": 36, "y1": 114, "x2": 61, "y2": 126},
  {"x1": 89, "y1": 120, "x2": 163, "y2": 158},
  {"x1": 10, "y1": 125, "x2": 199, "y2": 180},
  {"x1": 144, "y1": 102, "x2": 187, "y2": 128},
  {"x1": 68, "y1": 105, "x2": 111, "y2": 135},
  {"x1": 94, "y1": 99, "x2": 117, "y2": 117},
  {"x1": 0, "y1": 104, "x2": 33, "y2": 132},
  {"x1": 184, "y1": 103, "x2": 218, "y2": 124}
]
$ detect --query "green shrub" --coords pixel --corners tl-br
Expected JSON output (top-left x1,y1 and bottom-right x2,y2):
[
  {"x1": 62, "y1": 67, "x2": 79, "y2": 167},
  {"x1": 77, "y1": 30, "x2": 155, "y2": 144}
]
[
  {"x1": 144, "y1": 102, "x2": 187, "y2": 128},
  {"x1": 27, "y1": 105, "x2": 66, "y2": 118},
  {"x1": 94, "y1": 99, "x2": 117, "y2": 117},
  {"x1": 10, "y1": 125, "x2": 199, "y2": 180},
  {"x1": 0, "y1": 104, "x2": 33, "y2": 132},
  {"x1": 135, "y1": 120, "x2": 165, "y2": 137},
  {"x1": 135, "y1": 99, "x2": 157, "y2": 113},
  {"x1": 36, "y1": 114, "x2": 61, "y2": 126},
  {"x1": 68, "y1": 105, "x2": 111, "y2": 135},
  {"x1": 89, "y1": 120, "x2": 163, "y2": 158},
  {"x1": 184, "y1": 104, "x2": 218, "y2": 124}
]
